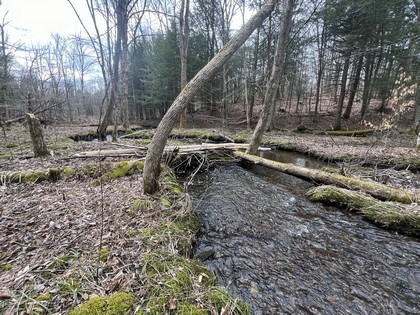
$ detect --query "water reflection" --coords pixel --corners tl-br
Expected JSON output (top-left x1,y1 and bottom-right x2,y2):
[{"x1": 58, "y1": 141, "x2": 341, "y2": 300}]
[
  {"x1": 190, "y1": 165, "x2": 420, "y2": 315},
  {"x1": 259, "y1": 150, "x2": 328, "y2": 169}
]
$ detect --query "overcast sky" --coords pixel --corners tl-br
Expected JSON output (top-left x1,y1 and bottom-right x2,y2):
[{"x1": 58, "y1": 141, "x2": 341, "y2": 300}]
[{"x1": 0, "y1": 0, "x2": 88, "y2": 45}]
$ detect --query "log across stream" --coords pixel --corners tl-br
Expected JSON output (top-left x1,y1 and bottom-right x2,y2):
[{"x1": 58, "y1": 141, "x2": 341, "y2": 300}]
[{"x1": 189, "y1": 164, "x2": 420, "y2": 314}]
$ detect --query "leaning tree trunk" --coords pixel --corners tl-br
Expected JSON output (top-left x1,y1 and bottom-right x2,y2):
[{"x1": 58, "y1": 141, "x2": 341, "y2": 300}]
[
  {"x1": 143, "y1": 0, "x2": 278, "y2": 194},
  {"x1": 26, "y1": 113, "x2": 50, "y2": 158},
  {"x1": 247, "y1": 0, "x2": 294, "y2": 155}
]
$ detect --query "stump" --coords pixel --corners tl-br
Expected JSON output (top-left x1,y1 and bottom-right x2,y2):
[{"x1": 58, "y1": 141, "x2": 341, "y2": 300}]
[{"x1": 26, "y1": 113, "x2": 50, "y2": 157}]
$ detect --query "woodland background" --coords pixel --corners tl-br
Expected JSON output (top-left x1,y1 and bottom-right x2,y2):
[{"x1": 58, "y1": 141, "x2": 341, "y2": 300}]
[{"x1": 0, "y1": 0, "x2": 420, "y2": 134}]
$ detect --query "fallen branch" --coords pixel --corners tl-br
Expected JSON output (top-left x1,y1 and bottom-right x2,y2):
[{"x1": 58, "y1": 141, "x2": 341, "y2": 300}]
[
  {"x1": 324, "y1": 129, "x2": 375, "y2": 137},
  {"x1": 233, "y1": 151, "x2": 417, "y2": 204},
  {"x1": 72, "y1": 143, "x2": 268, "y2": 158},
  {"x1": 307, "y1": 185, "x2": 420, "y2": 236}
]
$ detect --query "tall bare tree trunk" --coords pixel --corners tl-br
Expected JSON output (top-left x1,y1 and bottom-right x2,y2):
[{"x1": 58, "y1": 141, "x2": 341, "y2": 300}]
[
  {"x1": 97, "y1": 0, "x2": 126, "y2": 138},
  {"x1": 247, "y1": 26, "x2": 260, "y2": 130},
  {"x1": 333, "y1": 51, "x2": 351, "y2": 131},
  {"x1": 247, "y1": 0, "x2": 294, "y2": 155},
  {"x1": 343, "y1": 52, "x2": 364, "y2": 119},
  {"x1": 143, "y1": 0, "x2": 278, "y2": 194},
  {"x1": 179, "y1": 0, "x2": 190, "y2": 129},
  {"x1": 121, "y1": 6, "x2": 130, "y2": 131}
]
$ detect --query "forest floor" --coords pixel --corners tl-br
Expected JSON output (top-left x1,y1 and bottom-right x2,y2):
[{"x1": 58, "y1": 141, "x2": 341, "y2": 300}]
[{"x1": 0, "y1": 103, "x2": 419, "y2": 314}]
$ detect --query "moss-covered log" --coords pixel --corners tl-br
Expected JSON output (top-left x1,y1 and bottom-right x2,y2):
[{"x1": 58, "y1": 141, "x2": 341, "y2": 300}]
[
  {"x1": 307, "y1": 185, "x2": 420, "y2": 236},
  {"x1": 234, "y1": 151, "x2": 417, "y2": 204}
]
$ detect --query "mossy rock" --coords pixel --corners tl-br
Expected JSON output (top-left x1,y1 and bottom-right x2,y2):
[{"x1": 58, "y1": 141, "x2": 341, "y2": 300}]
[{"x1": 69, "y1": 292, "x2": 136, "y2": 315}]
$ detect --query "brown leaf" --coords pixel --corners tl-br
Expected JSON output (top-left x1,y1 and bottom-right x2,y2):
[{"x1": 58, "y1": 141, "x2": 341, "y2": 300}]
[{"x1": 168, "y1": 298, "x2": 177, "y2": 311}]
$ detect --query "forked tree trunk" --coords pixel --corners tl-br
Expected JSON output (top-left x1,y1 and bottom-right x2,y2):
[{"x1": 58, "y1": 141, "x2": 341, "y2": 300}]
[
  {"x1": 143, "y1": 0, "x2": 277, "y2": 194},
  {"x1": 247, "y1": 0, "x2": 294, "y2": 155},
  {"x1": 26, "y1": 113, "x2": 50, "y2": 158}
]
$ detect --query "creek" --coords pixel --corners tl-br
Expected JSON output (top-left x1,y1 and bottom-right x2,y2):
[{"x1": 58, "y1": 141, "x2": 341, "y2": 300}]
[{"x1": 189, "y1": 152, "x2": 420, "y2": 314}]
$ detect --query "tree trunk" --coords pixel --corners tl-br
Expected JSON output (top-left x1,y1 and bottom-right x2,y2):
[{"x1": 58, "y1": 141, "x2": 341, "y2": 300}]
[
  {"x1": 247, "y1": 26, "x2": 260, "y2": 130},
  {"x1": 143, "y1": 0, "x2": 277, "y2": 194},
  {"x1": 361, "y1": 52, "x2": 375, "y2": 121},
  {"x1": 247, "y1": 0, "x2": 294, "y2": 155},
  {"x1": 314, "y1": 21, "x2": 326, "y2": 117},
  {"x1": 333, "y1": 51, "x2": 351, "y2": 130},
  {"x1": 97, "y1": 0, "x2": 126, "y2": 138},
  {"x1": 121, "y1": 8, "x2": 130, "y2": 131},
  {"x1": 343, "y1": 52, "x2": 364, "y2": 119},
  {"x1": 26, "y1": 113, "x2": 50, "y2": 158},
  {"x1": 234, "y1": 151, "x2": 416, "y2": 204},
  {"x1": 179, "y1": 0, "x2": 190, "y2": 129}
]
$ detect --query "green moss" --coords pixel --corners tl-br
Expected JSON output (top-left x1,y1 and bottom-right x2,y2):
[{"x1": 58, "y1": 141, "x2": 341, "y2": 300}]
[
  {"x1": 24, "y1": 171, "x2": 48, "y2": 183},
  {"x1": 170, "y1": 184, "x2": 183, "y2": 195},
  {"x1": 307, "y1": 185, "x2": 420, "y2": 236},
  {"x1": 5, "y1": 143, "x2": 18, "y2": 148},
  {"x1": 50, "y1": 254, "x2": 78, "y2": 270},
  {"x1": 63, "y1": 167, "x2": 74, "y2": 177},
  {"x1": 60, "y1": 278, "x2": 81, "y2": 294},
  {"x1": 111, "y1": 162, "x2": 132, "y2": 179},
  {"x1": 233, "y1": 135, "x2": 247, "y2": 143},
  {"x1": 69, "y1": 292, "x2": 136, "y2": 315},
  {"x1": 36, "y1": 293, "x2": 52, "y2": 302},
  {"x1": 204, "y1": 288, "x2": 251, "y2": 314},
  {"x1": 140, "y1": 253, "x2": 250, "y2": 314},
  {"x1": 131, "y1": 199, "x2": 153, "y2": 212},
  {"x1": 110, "y1": 161, "x2": 144, "y2": 179},
  {"x1": 160, "y1": 196, "x2": 172, "y2": 207},
  {"x1": 100, "y1": 247, "x2": 111, "y2": 262},
  {"x1": 69, "y1": 296, "x2": 107, "y2": 315},
  {"x1": 1, "y1": 262, "x2": 12, "y2": 272},
  {"x1": 106, "y1": 292, "x2": 137, "y2": 315}
]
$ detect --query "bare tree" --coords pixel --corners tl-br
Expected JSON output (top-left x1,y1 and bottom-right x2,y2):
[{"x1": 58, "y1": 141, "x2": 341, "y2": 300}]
[
  {"x1": 179, "y1": 0, "x2": 190, "y2": 128},
  {"x1": 143, "y1": 0, "x2": 278, "y2": 194},
  {"x1": 247, "y1": 0, "x2": 295, "y2": 155}
]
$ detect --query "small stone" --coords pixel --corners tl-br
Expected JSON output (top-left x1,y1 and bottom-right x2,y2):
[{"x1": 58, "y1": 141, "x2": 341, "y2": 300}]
[{"x1": 0, "y1": 290, "x2": 12, "y2": 299}]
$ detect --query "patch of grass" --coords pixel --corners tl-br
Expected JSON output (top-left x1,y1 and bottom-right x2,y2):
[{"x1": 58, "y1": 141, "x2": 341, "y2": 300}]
[
  {"x1": 59, "y1": 278, "x2": 81, "y2": 295},
  {"x1": 50, "y1": 254, "x2": 78, "y2": 270}
]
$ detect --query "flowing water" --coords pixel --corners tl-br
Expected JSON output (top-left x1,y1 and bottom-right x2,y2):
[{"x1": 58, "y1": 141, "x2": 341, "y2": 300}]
[{"x1": 190, "y1": 160, "x2": 420, "y2": 315}]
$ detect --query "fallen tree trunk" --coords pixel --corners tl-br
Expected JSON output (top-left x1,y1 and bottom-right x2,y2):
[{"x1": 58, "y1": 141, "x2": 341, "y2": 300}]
[
  {"x1": 324, "y1": 129, "x2": 374, "y2": 137},
  {"x1": 307, "y1": 185, "x2": 420, "y2": 236},
  {"x1": 72, "y1": 143, "x2": 268, "y2": 158},
  {"x1": 234, "y1": 151, "x2": 417, "y2": 204}
]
